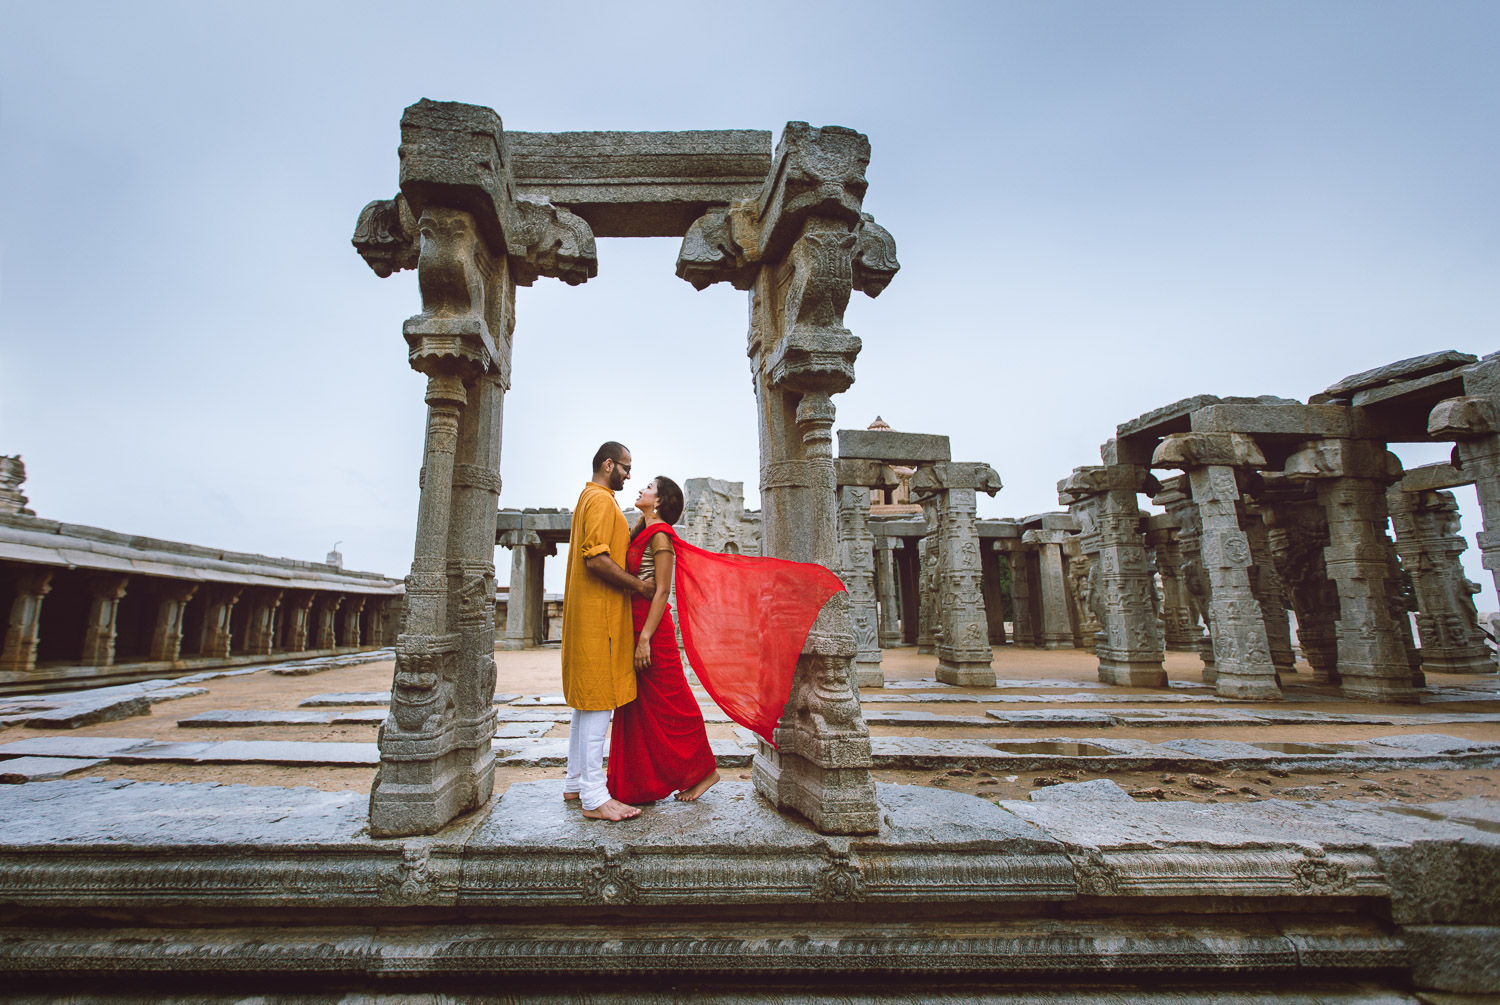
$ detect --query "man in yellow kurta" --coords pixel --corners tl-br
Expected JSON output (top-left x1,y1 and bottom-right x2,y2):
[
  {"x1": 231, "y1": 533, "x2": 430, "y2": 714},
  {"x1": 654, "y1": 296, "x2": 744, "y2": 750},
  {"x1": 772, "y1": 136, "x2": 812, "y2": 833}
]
[{"x1": 561, "y1": 441, "x2": 655, "y2": 821}]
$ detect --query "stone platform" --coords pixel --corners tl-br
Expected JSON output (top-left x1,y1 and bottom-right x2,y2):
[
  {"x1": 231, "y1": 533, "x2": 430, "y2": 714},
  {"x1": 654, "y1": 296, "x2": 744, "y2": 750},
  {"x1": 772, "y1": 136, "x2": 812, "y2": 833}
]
[{"x1": 0, "y1": 776, "x2": 1496, "y2": 999}]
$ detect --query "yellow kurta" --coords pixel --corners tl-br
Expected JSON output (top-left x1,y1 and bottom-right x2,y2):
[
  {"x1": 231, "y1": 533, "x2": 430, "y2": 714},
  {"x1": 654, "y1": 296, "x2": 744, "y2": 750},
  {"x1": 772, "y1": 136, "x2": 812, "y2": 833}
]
[{"x1": 561, "y1": 481, "x2": 637, "y2": 710}]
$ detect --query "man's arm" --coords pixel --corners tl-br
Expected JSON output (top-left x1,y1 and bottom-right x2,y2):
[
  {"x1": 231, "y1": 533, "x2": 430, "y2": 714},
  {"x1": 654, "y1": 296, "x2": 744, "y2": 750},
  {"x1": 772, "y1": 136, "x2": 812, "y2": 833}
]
[{"x1": 585, "y1": 553, "x2": 655, "y2": 598}]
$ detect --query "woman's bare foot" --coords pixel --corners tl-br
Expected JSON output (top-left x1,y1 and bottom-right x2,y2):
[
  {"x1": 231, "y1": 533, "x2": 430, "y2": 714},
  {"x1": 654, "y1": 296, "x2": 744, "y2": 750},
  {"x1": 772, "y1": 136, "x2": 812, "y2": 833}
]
[
  {"x1": 675, "y1": 770, "x2": 720, "y2": 802},
  {"x1": 563, "y1": 792, "x2": 579, "y2": 801},
  {"x1": 581, "y1": 798, "x2": 641, "y2": 821}
]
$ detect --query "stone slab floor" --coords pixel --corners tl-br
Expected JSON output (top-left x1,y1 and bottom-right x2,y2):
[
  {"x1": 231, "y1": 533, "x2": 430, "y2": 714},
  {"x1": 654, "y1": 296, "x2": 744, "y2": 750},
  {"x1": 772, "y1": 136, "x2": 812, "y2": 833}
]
[{"x1": 1, "y1": 644, "x2": 1496, "y2": 807}]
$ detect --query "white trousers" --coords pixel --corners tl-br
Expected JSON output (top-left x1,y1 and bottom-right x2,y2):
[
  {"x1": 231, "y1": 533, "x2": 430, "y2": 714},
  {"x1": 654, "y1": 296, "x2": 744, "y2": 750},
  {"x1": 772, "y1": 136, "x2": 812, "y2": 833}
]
[{"x1": 564, "y1": 708, "x2": 613, "y2": 810}]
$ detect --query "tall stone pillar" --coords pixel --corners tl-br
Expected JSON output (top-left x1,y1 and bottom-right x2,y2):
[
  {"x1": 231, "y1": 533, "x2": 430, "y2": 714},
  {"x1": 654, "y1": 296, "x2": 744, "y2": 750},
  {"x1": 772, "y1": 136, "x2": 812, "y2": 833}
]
[
  {"x1": 355, "y1": 101, "x2": 597, "y2": 837},
  {"x1": 1259, "y1": 478, "x2": 1342, "y2": 684},
  {"x1": 1146, "y1": 515, "x2": 1198, "y2": 651},
  {"x1": 1024, "y1": 531, "x2": 1074, "y2": 649},
  {"x1": 912, "y1": 462, "x2": 1002, "y2": 686},
  {"x1": 836, "y1": 485, "x2": 882, "y2": 687},
  {"x1": 340, "y1": 595, "x2": 367, "y2": 647},
  {"x1": 678, "y1": 121, "x2": 899, "y2": 834},
  {"x1": 148, "y1": 583, "x2": 199, "y2": 662},
  {"x1": 0, "y1": 568, "x2": 52, "y2": 673},
  {"x1": 1242, "y1": 504, "x2": 1297, "y2": 677},
  {"x1": 1154, "y1": 433, "x2": 1281, "y2": 699},
  {"x1": 1157, "y1": 477, "x2": 1215, "y2": 680},
  {"x1": 500, "y1": 531, "x2": 548, "y2": 651},
  {"x1": 874, "y1": 537, "x2": 902, "y2": 647},
  {"x1": 1060, "y1": 464, "x2": 1167, "y2": 687},
  {"x1": 1285, "y1": 439, "x2": 1417, "y2": 702},
  {"x1": 80, "y1": 574, "x2": 130, "y2": 666},
  {"x1": 1429, "y1": 395, "x2": 1500, "y2": 602},
  {"x1": 1388, "y1": 486, "x2": 1493, "y2": 674},
  {"x1": 915, "y1": 520, "x2": 939, "y2": 655},
  {"x1": 1003, "y1": 543, "x2": 1038, "y2": 646},
  {"x1": 313, "y1": 594, "x2": 343, "y2": 650},
  {"x1": 244, "y1": 589, "x2": 284, "y2": 656},
  {"x1": 201, "y1": 586, "x2": 242, "y2": 659},
  {"x1": 284, "y1": 592, "x2": 316, "y2": 652},
  {"x1": 1061, "y1": 535, "x2": 1098, "y2": 651}
]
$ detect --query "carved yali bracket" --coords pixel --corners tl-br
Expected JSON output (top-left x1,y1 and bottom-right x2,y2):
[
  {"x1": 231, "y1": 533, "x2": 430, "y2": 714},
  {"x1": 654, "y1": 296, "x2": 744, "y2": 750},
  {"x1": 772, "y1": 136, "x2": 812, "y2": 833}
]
[
  {"x1": 676, "y1": 205, "x2": 757, "y2": 291},
  {"x1": 510, "y1": 195, "x2": 598, "y2": 287},
  {"x1": 852, "y1": 212, "x2": 899, "y2": 297},
  {"x1": 353, "y1": 194, "x2": 419, "y2": 277}
]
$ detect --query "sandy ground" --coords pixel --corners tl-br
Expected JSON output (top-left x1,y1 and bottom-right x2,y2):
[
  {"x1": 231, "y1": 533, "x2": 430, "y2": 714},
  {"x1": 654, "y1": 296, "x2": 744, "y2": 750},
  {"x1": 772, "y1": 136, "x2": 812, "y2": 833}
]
[{"x1": 7, "y1": 644, "x2": 1497, "y2": 803}]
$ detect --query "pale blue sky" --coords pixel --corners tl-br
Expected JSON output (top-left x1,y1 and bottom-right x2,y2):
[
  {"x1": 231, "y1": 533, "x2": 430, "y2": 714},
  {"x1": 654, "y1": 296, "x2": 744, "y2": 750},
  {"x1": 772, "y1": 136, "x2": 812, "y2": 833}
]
[{"x1": 2, "y1": 2, "x2": 1497, "y2": 603}]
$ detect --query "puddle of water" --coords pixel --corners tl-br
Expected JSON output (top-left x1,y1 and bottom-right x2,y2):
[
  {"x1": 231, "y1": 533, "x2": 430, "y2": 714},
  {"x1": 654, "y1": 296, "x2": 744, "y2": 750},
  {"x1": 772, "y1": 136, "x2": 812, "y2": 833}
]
[
  {"x1": 1383, "y1": 805, "x2": 1500, "y2": 834},
  {"x1": 1250, "y1": 742, "x2": 1351, "y2": 755},
  {"x1": 989, "y1": 741, "x2": 1117, "y2": 757}
]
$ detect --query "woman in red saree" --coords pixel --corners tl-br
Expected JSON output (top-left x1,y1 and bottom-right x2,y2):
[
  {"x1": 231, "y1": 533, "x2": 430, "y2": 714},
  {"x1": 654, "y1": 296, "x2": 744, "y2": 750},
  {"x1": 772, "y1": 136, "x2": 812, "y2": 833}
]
[
  {"x1": 607, "y1": 476, "x2": 719, "y2": 803},
  {"x1": 606, "y1": 474, "x2": 848, "y2": 806}
]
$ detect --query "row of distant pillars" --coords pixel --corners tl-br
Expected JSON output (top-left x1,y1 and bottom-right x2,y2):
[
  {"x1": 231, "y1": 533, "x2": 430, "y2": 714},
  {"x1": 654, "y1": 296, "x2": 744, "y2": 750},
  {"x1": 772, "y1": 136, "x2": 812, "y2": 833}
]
[{"x1": 0, "y1": 562, "x2": 395, "y2": 673}]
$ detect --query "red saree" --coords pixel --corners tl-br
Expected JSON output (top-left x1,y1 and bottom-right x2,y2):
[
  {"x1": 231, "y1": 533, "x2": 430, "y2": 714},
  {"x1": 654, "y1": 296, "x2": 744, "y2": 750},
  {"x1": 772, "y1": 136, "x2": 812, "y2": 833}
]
[{"x1": 606, "y1": 521, "x2": 845, "y2": 804}]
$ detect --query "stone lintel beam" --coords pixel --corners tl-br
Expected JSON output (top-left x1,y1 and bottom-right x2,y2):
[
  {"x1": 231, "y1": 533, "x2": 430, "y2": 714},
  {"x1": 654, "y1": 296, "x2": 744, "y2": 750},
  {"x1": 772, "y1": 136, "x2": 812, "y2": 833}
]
[
  {"x1": 497, "y1": 530, "x2": 542, "y2": 550},
  {"x1": 1429, "y1": 396, "x2": 1500, "y2": 439},
  {"x1": 834, "y1": 458, "x2": 899, "y2": 491},
  {"x1": 1314, "y1": 349, "x2": 1479, "y2": 404},
  {"x1": 978, "y1": 519, "x2": 1021, "y2": 539},
  {"x1": 1116, "y1": 395, "x2": 1224, "y2": 442},
  {"x1": 1283, "y1": 440, "x2": 1404, "y2": 484},
  {"x1": 1400, "y1": 463, "x2": 1471, "y2": 493},
  {"x1": 911, "y1": 462, "x2": 1003, "y2": 497},
  {"x1": 1189, "y1": 404, "x2": 1352, "y2": 439},
  {"x1": 837, "y1": 429, "x2": 950, "y2": 465},
  {"x1": 506, "y1": 129, "x2": 773, "y2": 239},
  {"x1": 1021, "y1": 529, "x2": 1069, "y2": 546},
  {"x1": 1152, "y1": 433, "x2": 1267, "y2": 471}
]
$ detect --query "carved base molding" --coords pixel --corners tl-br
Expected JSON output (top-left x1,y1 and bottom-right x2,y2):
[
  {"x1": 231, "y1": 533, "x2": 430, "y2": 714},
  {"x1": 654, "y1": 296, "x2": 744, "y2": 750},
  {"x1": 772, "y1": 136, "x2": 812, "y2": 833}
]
[
  {"x1": 935, "y1": 658, "x2": 998, "y2": 687},
  {"x1": 1096, "y1": 656, "x2": 1169, "y2": 688}
]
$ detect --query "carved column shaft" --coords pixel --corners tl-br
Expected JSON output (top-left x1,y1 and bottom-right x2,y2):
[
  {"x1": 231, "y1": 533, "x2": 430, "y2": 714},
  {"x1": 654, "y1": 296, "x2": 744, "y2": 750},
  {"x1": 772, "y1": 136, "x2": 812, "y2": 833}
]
[
  {"x1": 283, "y1": 593, "x2": 316, "y2": 653},
  {"x1": 1147, "y1": 519, "x2": 1200, "y2": 651},
  {"x1": 148, "y1": 583, "x2": 199, "y2": 662},
  {"x1": 1061, "y1": 534, "x2": 1097, "y2": 652},
  {"x1": 80, "y1": 574, "x2": 129, "y2": 667},
  {"x1": 1096, "y1": 484, "x2": 1166, "y2": 687},
  {"x1": 340, "y1": 595, "x2": 368, "y2": 647},
  {"x1": 1025, "y1": 533, "x2": 1074, "y2": 649},
  {"x1": 0, "y1": 568, "x2": 52, "y2": 672},
  {"x1": 244, "y1": 588, "x2": 284, "y2": 656},
  {"x1": 1242, "y1": 505, "x2": 1297, "y2": 676},
  {"x1": 1388, "y1": 487, "x2": 1493, "y2": 674},
  {"x1": 1262, "y1": 491, "x2": 1342, "y2": 684},
  {"x1": 916, "y1": 464, "x2": 999, "y2": 687},
  {"x1": 836, "y1": 485, "x2": 882, "y2": 686},
  {"x1": 201, "y1": 586, "x2": 242, "y2": 659},
  {"x1": 1003, "y1": 544, "x2": 1037, "y2": 646},
  {"x1": 915, "y1": 514, "x2": 939, "y2": 654},
  {"x1": 1187, "y1": 465, "x2": 1282, "y2": 699},
  {"x1": 874, "y1": 538, "x2": 901, "y2": 647},
  {"x1": 501, "y1": 532, "x2": 546, "y2": 650}
]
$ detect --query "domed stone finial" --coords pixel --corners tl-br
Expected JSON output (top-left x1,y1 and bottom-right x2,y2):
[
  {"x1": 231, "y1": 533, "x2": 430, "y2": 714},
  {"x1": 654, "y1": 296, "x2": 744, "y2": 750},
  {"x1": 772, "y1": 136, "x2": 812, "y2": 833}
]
[{"x1": 867, "y1": 415, "x2": 891, "y2": 430}]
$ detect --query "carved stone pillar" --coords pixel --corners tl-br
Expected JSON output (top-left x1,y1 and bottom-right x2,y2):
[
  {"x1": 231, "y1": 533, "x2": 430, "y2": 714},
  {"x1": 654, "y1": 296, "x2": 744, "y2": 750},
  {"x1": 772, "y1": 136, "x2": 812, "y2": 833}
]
[
  {"x1": 500, "y1": 530, "x2": 548, "y2": 650},
  {"x1": 340, "y1": 595, "x2": 367, "y2": 648},
  {"x1": 1157, "y1": 477, "x2": 1214, "y2": 679},
  {"x1": 1260, "y1": 479, "x2": 1342, "y2": 684},
  {"x1": 80, "y1": 574, "x2": 130, "y2": 666},
  {"x1": 1242, "y1": 503, "x2": 1297, "y2": 677},
  {"x1": 1060, "y1": 535, "x2": 1097, "y2": 651},
  {"x1": 915, "y1": 508, "x2": 939, "y2": 655},
  {"x1": 1003, "y1": 542, "x2": 1038, "y2": 646},
  {"x1": 1285, "y1": 438, "x2": 1417, "y2": 702},
  {"x1": 1024, "y1": 531, "x2": 1074, "y2": 649},
  {"x1": 1062, "y1": 464, "x2": 1167, "y2": 687},
  {"x1": 836, "y1": 485, "x2": 882, "y2": 687},
  {"x1": 283, "y1": 592, "x2": 316, "y2": 652},
  {"x1": 874, "y1": 537, "x2": 901, "y2": 647},
  {"x1": 0, "y1": 568, "x2": 52, "y2": 672},
  {"x1": 1146, "y1": 515, "x2": 1198, "y2": 651},
  {"x1": 314, "y1": 594, "x2": 343, "y2": 650},
  {"x1": 1430, "y1": 395, "x2": 1500, "y2": 602},
  {"x1": 356, "y1": 100, "x2": 598, "y2": 837},
  {"x1": 201, "y1": 586, "x2": 242, "y2": 660},
  {"x1": 679, "y1": 121, "x2": 897, "y2": 834},
  {"x1": 148, "y1": 582, "x2": 199, "y2": 662},
  {"x1": 244, "y1": 589, "x2": 284, "y2": 657},
  {"x1": 912, "y1": 462, "x2": 1002, "y2": 686},
  {"x1": 1388, "y1": 486, "x2": 1493, "y2": 674},
  {"x1": 1154, "y1": 433, "x2": 1281, "y2": 700}
]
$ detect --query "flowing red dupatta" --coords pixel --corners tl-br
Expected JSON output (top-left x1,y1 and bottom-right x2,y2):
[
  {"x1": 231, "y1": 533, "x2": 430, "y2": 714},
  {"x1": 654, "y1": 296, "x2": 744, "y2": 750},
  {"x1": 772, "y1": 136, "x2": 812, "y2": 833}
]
[{"x1": 645, "y1": 524, "x2": 845, "y2": 746}]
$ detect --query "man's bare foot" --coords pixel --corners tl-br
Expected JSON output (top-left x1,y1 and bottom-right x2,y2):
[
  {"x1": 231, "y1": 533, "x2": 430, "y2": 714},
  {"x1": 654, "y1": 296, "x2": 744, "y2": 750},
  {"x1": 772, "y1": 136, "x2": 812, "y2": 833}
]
[
  {"x1": 581, "y1": 798, "x2": 641, "y2": 821},
  {"x1": 563, "y1": 792, "x2": 580, "y2": 801},
  {"x1": 675, "y1": 769, "x2": 720, "y2": 802}
]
